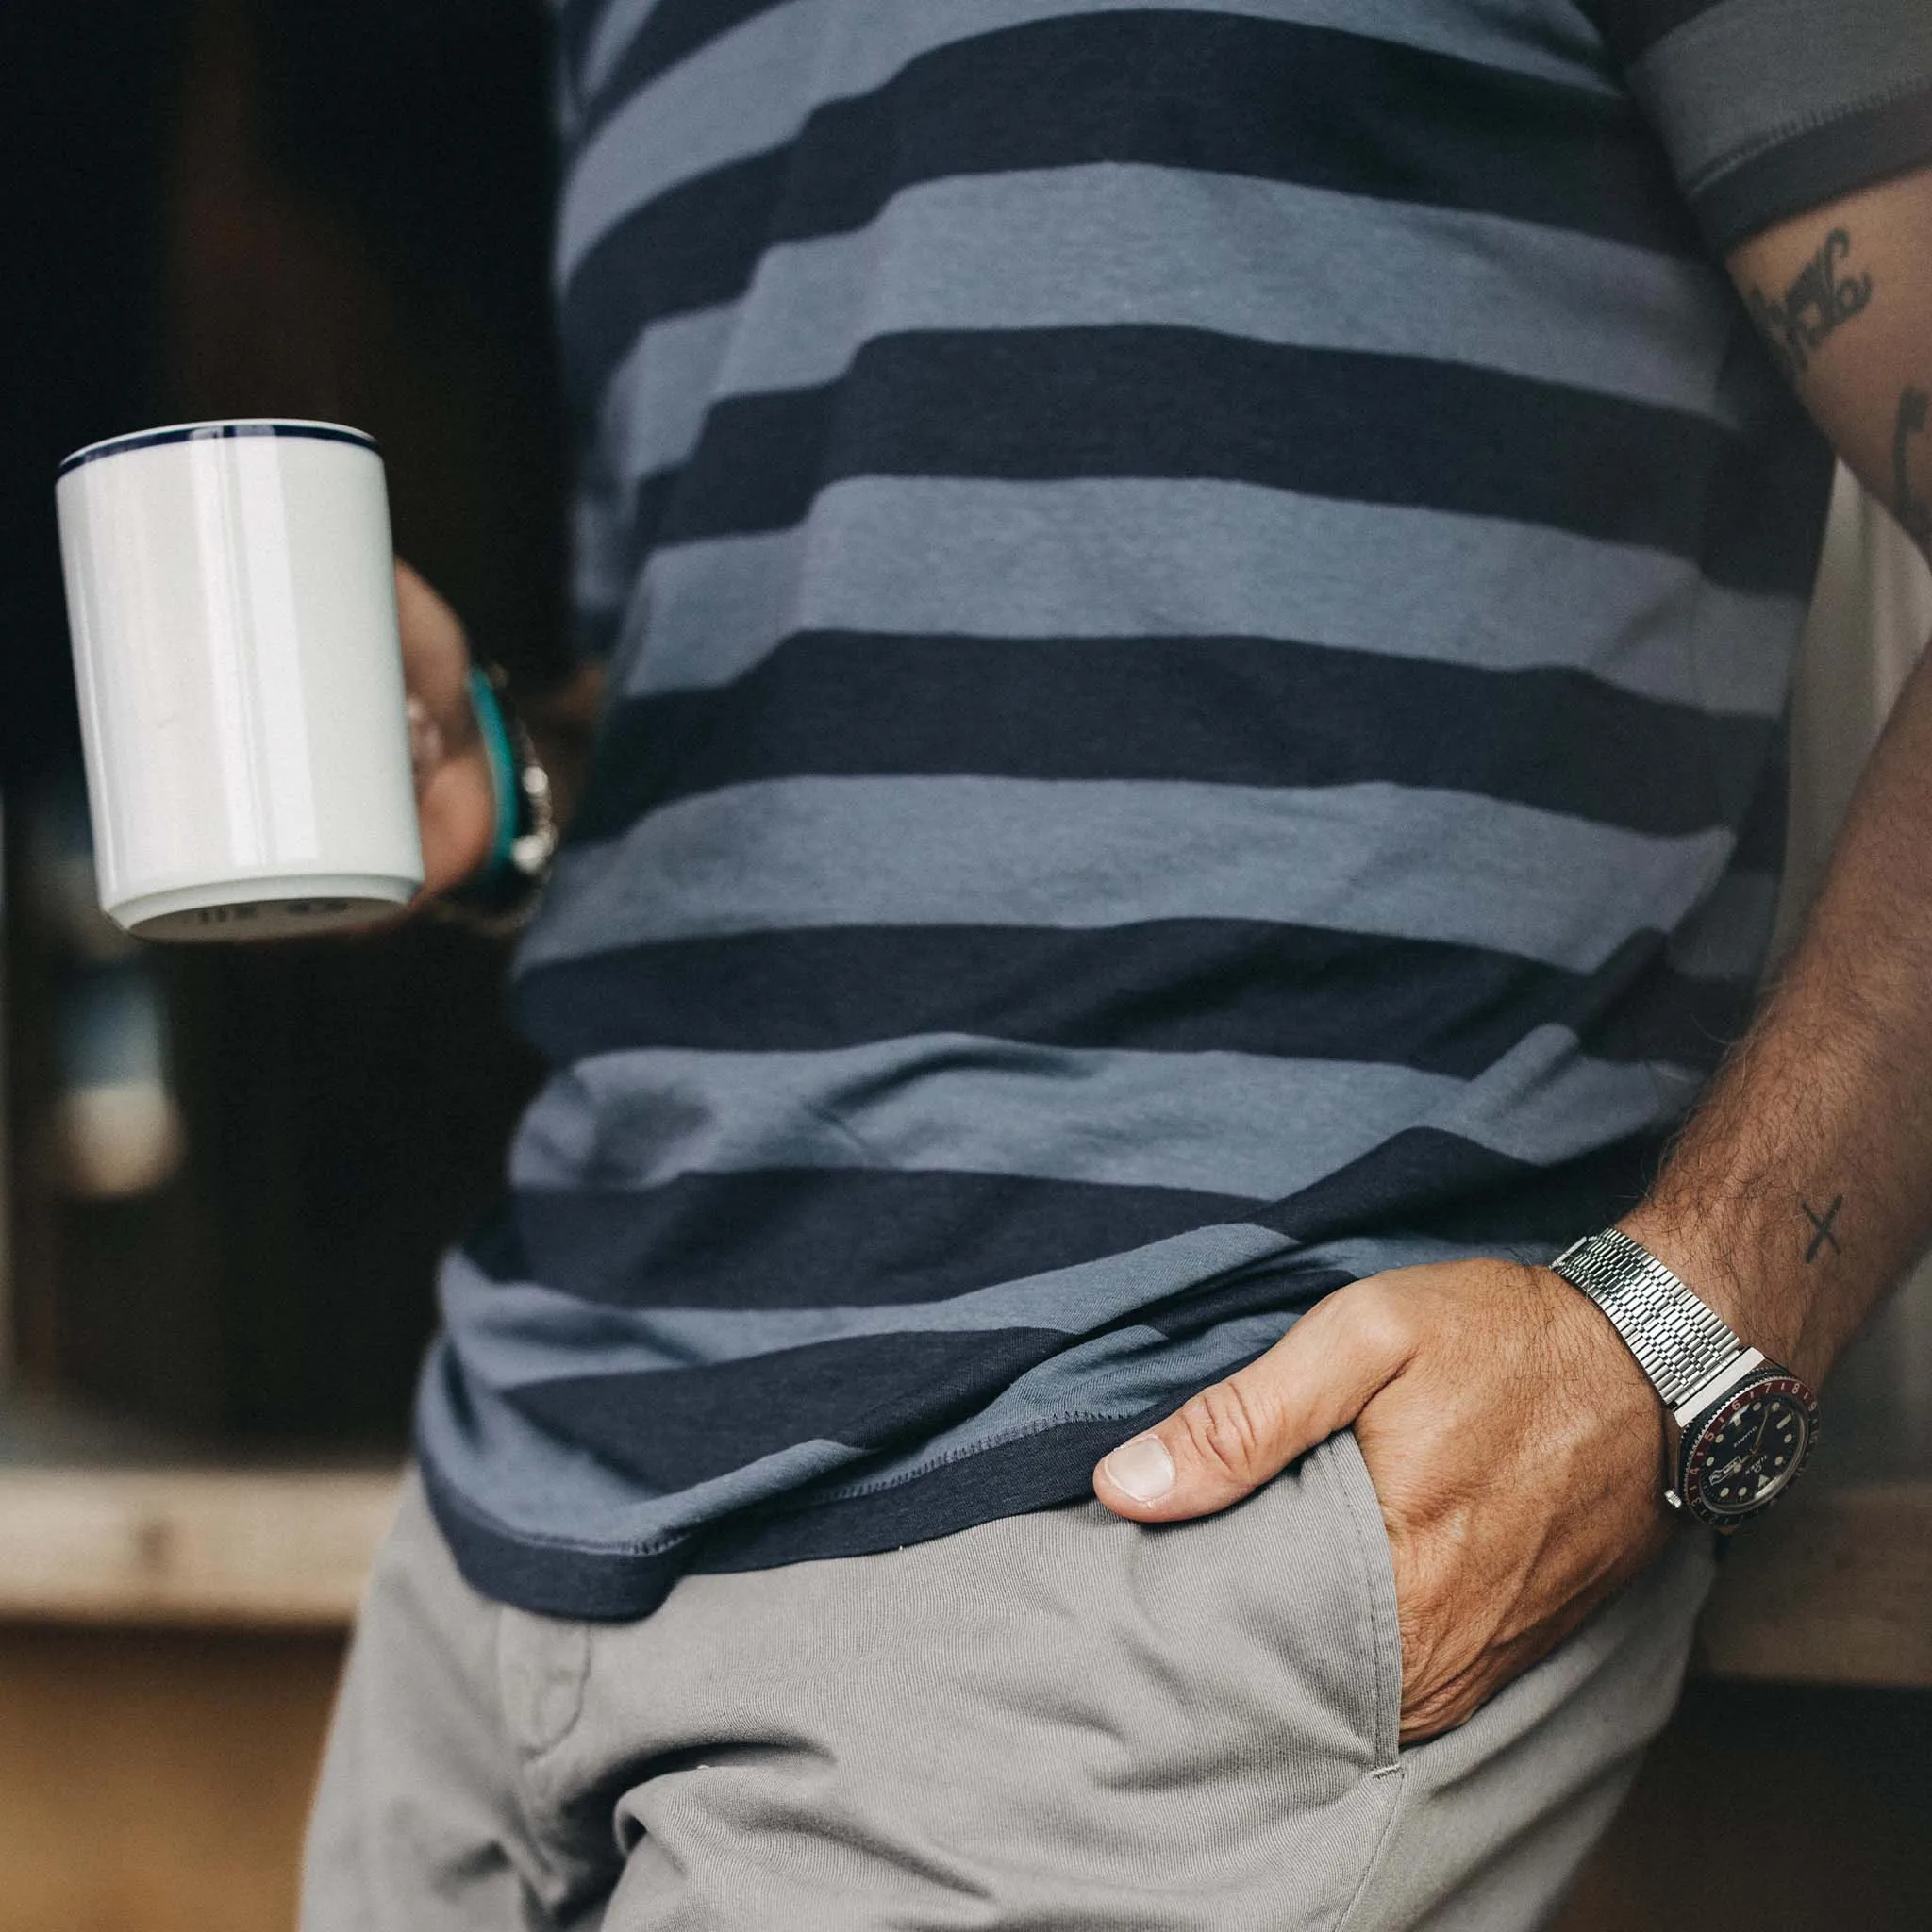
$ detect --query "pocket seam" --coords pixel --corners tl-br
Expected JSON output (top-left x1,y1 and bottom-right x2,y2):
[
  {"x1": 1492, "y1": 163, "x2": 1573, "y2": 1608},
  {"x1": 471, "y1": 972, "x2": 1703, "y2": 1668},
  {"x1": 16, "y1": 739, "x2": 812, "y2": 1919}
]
[{"x1": 1319, "y1": 1428, "x2": 1404, "y2": 1772}]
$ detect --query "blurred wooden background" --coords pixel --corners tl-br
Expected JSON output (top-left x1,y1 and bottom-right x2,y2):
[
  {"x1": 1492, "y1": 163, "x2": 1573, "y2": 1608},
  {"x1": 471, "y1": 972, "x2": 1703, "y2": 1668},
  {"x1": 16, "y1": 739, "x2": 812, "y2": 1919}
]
[{"x1": 0, "y1": 0, "x2": 561, "y2": 1449}]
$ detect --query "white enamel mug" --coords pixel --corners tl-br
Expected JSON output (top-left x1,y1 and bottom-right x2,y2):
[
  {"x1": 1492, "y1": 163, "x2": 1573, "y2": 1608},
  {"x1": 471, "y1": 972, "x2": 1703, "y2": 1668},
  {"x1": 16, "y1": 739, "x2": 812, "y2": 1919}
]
[{"x1": 56, "y1": 420, "x2": 424, "y2": 940}]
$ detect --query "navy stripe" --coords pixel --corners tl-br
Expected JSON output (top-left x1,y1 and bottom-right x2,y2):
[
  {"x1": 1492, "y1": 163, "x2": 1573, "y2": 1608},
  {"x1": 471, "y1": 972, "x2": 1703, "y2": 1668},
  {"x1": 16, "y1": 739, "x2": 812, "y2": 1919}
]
[
  {"x1": 504, "y1": 1327, "x2": 1074, "y2": 1487},
  {"x1": 1695, "y1": 372, "x2": 1835, "y2": 598},
  {"x1": 573, "y1": 604, "x2": 625, "y2": 664},
  {"x1": 1730, "y1": 729, "x2": 1789, "y2": 874},
  {"x1": 557, "y1": 0, "x2": 613, "y2": 89},
  {"x1": 568, "y1": 632, "x2": 1777, "y2": 845},
  {"x1": 635, "y1": 330, "x2": 1777, "y2": 579},
  {"x1": 559, "y1": 10, "x2": 1697, "y2": 417},
  {"x1": 461, "y1": 1199, "x2": 538, "y2": 1287},
  {"x1": 422, "y1": 1447, "x2": 692, "y2": 1619},
  {"x1": 58, "y1": 420, "x2": 377, "y2": 476},
  {"x1": 1587, "y1": 0, "x2": 1728, "y2": 65},
  {"x1": 474, "y1": 1114, "x2": 1685, "y2": 1323},
  {"x1": 693, "y1": 1405, "x2": 1177, "y2": 1577},
  {"x1": 1128, "y1": 1261, "x2": 1354, "y2": 1342},
  {"x1": 482, "y1": 1125, "x2": 1664, "y2": 1493},
  {"x1": 513, "y1": 922, "x2": 1756, "y2": 1085},
  {"x1": 1256, "y1": 1124, "x2": 1666, "y2": 1249},
  {"x1": 492, "y1": 1170, "x2": 1256, "y2": 1311},
  {"x1": 485, "y1": 1117, "x2": 1666, "y2": 1332}
]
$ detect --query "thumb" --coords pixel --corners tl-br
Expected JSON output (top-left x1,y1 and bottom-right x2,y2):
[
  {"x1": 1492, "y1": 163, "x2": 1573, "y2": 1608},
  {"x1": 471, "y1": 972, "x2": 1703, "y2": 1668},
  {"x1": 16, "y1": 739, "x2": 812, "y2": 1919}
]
[{"x1": 1093, "y1": 1283, "x2": 1412, "y2": 1522}]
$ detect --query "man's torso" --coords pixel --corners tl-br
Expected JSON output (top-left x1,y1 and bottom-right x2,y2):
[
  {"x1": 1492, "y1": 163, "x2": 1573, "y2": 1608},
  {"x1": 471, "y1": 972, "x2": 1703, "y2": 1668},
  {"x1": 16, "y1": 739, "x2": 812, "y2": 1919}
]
[{"x1": 416, "y1": 0, "x2": 1832, "y2": 1616}]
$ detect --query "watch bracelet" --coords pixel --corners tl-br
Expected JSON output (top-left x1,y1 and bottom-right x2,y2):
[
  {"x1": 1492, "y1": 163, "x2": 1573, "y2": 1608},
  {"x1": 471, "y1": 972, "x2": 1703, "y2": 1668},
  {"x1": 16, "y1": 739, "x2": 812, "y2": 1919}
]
[
  {"x1": 431, "y1": 662, "x2": 558, "y2": 936},
  {"x1": 1549, "y1": 1228, "x2": 1742, "y2": 1408}
]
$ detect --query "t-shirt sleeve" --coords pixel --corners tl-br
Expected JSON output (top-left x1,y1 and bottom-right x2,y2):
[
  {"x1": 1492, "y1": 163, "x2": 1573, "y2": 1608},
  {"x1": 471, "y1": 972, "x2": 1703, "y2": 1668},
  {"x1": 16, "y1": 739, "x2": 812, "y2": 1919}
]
[{"x1": 1596, "y1": 0, "x2": 1932, "y2": 252}]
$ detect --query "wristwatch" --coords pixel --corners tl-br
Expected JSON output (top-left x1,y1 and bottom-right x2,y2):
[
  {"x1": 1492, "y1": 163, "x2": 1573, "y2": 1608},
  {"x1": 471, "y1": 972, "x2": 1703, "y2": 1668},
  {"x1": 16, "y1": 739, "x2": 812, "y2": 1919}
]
[
  {"x1": 1549, "y1": 1228, "x2": 1820, "y2": 1531},
  {"x1": 434, "y1": 661, "x2": 558, "y2": 934}
]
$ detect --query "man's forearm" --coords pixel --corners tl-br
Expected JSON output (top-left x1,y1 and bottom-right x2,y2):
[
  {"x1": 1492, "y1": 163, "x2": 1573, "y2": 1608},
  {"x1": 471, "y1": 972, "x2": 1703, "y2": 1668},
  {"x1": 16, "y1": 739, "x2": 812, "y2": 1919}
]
[
  {"x1": 1624, "y1": 162, "x2": 1932, "y2": 1389},
  {"x1": 1624, "y1": 628, "x2": 1932, "y2": 1388}
]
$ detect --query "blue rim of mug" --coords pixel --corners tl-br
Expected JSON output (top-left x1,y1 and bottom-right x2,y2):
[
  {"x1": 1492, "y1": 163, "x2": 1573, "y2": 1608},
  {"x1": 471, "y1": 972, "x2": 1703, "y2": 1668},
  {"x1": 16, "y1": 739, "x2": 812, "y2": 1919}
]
[{"x1": 58, "y1": 419, "x2": 379, "y2": 477}]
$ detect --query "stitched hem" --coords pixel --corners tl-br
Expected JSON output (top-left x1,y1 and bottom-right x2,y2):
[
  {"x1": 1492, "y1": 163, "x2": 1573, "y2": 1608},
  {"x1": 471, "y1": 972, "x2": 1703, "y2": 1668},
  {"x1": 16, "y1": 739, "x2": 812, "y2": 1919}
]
[
  {"x1": 420, "y1": 1399, "x2": 1188, "y2": 1619},
  {"x1": 1690, "y1": 76, "x2": 1932, "y2": 250}
]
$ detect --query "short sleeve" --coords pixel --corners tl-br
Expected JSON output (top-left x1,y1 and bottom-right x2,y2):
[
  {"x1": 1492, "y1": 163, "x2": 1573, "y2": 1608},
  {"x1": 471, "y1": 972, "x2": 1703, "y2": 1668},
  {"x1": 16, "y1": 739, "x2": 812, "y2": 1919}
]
[{"x1": 1595, "y1": 0, "x2": 1932, "y2": 251}]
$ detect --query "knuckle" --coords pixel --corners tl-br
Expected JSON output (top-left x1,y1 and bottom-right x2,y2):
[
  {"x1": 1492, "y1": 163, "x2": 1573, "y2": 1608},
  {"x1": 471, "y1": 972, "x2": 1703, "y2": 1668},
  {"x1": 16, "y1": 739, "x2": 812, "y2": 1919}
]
[
  {"x1": 1342, "y1": 1281, "x2": 1415, "y2": 1365},
  {"x1": 1178, "y1": 1379, "x2": 1273, "y2": 1488},
  {"x1": 1401, "y1": 1685, "x2": 1479, "y2": 1744}
]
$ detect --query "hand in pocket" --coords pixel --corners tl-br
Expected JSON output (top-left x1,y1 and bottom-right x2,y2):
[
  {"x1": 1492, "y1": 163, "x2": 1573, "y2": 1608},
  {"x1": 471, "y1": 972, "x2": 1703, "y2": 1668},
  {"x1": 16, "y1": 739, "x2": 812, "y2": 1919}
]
[{"x1": 1092, "y1": 1257, "x2": 1677, "y2": 1741}]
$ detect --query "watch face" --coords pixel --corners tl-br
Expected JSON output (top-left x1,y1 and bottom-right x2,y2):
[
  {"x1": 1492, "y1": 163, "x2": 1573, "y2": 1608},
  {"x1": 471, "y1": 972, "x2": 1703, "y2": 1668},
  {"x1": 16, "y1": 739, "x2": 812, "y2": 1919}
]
[{"x1": 1682, "y1": 1375, "x2": 1817, "y2": 1524}]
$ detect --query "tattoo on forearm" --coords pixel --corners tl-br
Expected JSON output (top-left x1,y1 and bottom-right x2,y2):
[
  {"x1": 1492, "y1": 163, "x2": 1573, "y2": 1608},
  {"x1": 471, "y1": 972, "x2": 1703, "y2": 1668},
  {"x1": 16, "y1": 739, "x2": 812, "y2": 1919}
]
[
  {"x1": 1747, "y1": 228, "x2": 1873, "y2": 381},
  {"x1": 1801, "y1": 1194, "x2": 1843, "y2": 1263},
  {"x1": 1893, "y1": 386, "x2": 1932, "y2": 548}
]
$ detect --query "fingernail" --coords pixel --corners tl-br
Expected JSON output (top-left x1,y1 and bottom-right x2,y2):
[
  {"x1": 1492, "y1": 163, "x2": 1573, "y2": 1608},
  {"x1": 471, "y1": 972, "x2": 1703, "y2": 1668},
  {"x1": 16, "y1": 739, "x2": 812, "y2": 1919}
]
[{"x1": 1102, "y1": 1434, "x2": 1175, "y2": 1504}]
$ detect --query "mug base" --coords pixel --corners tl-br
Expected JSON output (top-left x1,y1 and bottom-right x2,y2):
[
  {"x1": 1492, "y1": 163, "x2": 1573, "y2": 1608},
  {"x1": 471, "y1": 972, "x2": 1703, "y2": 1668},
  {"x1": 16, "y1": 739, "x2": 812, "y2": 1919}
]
[{"x1": 108, "y1": 872, "x2": 421, "y2": 941}]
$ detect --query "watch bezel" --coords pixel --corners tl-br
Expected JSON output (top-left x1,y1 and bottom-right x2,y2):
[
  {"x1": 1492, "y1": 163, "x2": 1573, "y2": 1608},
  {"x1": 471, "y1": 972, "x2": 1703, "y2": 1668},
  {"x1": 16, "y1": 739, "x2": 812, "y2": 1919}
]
[{"x1": 1677, "y1": 1369, "x2": 1820, "y2": 1529}]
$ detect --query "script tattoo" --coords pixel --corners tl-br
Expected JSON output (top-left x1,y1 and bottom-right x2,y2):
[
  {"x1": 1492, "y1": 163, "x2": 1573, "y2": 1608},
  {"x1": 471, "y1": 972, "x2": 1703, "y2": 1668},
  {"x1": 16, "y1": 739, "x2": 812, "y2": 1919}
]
[
  {"x1": 1747, "y1": 228, "x2": 1873, "y2": 380},
  {"x1": 1893, "y1": 386, "x2": 1932, "y2": 549},
  {"x1": 1801, "y1": 1194, "x2": 1843, "y2": 1263}
]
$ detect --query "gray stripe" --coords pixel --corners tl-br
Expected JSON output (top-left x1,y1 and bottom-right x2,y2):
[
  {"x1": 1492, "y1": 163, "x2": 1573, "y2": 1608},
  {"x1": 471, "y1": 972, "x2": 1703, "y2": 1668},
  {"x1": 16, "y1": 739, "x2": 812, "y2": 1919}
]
[
  {"x1": 508, "y1": 1024, "x2": 1690, "y2": 1199},
  {"x1": 418, "y1": 1341, "x2": 861, "y2": 1529},
  {"x1": 617, "y1": 478, "x2": 1805, "y2": 716},
  {"x1": 559, "y1": 0, "x2": 1618, "y2": 276},
  {"x1": 520, "y1": 775, "x2": 1737, "y2": 974},
  {"x1": 1634, "y1": 0, "x2": 1932, "y2": 197},
  {"x1": 1665, "y1": 868, "x2": 1780, "y2": 982},
  {"x1": 594, "y1": 168, "x2": 1737, "y2": 491},
  {"x1": 441, "y1": 1220, "x2": 1578, "y2": 1392},
  {"x1": 1299, "y1": 1230, "x2": 1557, "y2": 1278},
  {"x1": 441, "y1": 1222, "x2": 1293, "y2": 1385},
  {"x1": 511, "y1": 1038, "x2": 1460, "y2": 1198},
  {"x1": 1428, "y1": 1017, "x2": 1702, "y2": 1155}
]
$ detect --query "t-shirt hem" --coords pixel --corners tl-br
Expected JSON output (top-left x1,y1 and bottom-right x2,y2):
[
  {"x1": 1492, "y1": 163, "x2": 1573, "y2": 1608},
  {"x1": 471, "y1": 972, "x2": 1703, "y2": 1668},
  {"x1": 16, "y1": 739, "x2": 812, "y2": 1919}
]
[
  {"x1": 1692, "y1": 80, "x2": 1932, "y2": 252},
  {"x1": 419, "y1": 1398, "x2": 1187, "y2": 1621}
]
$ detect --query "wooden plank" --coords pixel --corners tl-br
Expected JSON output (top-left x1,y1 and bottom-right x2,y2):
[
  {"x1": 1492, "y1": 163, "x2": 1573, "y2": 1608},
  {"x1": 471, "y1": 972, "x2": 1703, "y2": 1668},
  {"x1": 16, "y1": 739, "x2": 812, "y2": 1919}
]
[
  {"x1": 0, "y1": 1463, "x2": 1927, "y2": 1688},
  {"x1": 0, "y1": 1467, "x2": 399, "y2": 1628},
  {"x1": 1695, "y1": 1482, "x2": 1932, "y2": 1689}
]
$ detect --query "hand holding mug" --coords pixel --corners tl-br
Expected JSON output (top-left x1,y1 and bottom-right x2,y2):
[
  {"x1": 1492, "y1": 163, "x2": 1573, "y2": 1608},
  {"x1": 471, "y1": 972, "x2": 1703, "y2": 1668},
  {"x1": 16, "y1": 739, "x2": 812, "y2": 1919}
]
[
  {"x1": 59, "y1": 420, "x2": 434, "y2": 938},
  {"x1": 394, "y1": 559, "x2": 496, "y2": 900}
]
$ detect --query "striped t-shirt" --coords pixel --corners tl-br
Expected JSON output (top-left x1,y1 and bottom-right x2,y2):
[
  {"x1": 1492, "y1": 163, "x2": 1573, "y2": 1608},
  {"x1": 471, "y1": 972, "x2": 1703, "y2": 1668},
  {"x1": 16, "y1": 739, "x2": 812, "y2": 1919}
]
[{"x1": 418, "y1": 0, "x2": 1932, "y2": 1616}]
